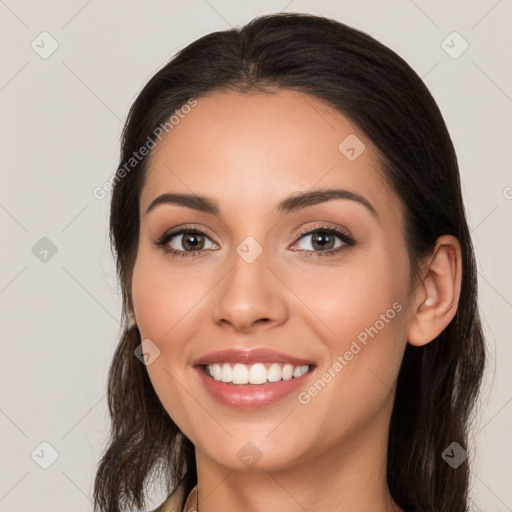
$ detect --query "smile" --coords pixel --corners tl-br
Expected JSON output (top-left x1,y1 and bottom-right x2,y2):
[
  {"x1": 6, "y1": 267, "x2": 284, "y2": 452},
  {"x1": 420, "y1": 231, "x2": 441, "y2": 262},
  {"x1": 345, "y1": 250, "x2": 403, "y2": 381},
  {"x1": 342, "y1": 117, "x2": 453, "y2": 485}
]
[
  {"x1": 195, "y1": 363, "x2": 316, "y2": 409},
  {"x1": 204, "y1": 362, "x2": 311, "y2": 385}
]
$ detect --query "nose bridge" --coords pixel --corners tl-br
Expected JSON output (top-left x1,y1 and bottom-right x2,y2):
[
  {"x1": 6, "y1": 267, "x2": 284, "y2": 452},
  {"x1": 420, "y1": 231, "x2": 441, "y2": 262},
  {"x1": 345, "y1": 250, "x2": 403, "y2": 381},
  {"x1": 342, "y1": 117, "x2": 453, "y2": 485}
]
[{"x1": 212, "y1": 234, "x2": 287, "y2": 331}]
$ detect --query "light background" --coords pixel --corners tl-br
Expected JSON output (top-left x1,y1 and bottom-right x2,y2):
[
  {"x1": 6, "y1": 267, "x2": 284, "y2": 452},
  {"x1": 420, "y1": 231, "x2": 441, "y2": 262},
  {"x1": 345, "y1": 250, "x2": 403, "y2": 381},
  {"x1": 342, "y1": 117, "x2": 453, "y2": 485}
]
[{"x1": 0, "y1": 1, "x2": 511, "y2": 511}]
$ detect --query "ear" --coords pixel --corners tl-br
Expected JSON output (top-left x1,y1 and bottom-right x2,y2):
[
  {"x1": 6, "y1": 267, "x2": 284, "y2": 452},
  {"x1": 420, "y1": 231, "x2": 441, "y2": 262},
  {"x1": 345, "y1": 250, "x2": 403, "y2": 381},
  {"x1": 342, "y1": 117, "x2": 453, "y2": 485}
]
[{"x1": 407, "y1": 235, "x2": 462, "y2": 346}]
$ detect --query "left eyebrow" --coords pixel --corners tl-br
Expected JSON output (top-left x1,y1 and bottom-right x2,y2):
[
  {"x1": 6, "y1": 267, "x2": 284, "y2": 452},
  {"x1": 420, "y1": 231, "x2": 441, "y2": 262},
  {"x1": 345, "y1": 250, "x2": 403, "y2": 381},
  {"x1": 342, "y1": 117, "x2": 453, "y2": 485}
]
[
  {"x1": 145, "y1": 188, "x2": 378, "y2": 217},
  {"x1": 275, "y1": 188, "x2": 378, "y2": 217}
]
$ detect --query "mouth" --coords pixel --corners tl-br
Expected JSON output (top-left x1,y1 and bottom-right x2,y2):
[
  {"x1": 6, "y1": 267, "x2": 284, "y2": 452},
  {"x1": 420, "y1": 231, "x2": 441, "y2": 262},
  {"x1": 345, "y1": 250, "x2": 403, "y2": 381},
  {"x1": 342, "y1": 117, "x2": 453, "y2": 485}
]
[
  {"x1": 194, "y1": 362, "x2": 317, "y2": 409},
  {"x1": 199, "y1": 362, "x2": 314, "y2": 385}
]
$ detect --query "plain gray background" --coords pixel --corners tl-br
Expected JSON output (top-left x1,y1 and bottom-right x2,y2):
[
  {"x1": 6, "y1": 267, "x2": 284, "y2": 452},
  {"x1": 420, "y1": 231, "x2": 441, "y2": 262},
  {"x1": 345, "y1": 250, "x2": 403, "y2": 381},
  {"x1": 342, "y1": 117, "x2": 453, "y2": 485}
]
[{"x1": 1, "y1": 1, "x2": 511, "y2": 510}]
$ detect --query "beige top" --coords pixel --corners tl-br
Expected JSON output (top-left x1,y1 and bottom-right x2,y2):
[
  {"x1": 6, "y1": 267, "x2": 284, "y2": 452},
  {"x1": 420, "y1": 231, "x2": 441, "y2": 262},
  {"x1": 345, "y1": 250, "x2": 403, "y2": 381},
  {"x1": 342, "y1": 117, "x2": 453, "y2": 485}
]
[{"x1": 151, "y1": 483, "x2": 198, "y2": 512}]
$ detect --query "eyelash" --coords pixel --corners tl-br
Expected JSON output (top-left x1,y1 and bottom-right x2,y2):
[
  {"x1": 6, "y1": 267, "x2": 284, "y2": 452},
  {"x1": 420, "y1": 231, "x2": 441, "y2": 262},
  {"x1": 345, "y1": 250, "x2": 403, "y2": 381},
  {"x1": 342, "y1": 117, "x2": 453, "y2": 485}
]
[{"x1": 154, "y1": 223, "x2": 355, "y2": 260}]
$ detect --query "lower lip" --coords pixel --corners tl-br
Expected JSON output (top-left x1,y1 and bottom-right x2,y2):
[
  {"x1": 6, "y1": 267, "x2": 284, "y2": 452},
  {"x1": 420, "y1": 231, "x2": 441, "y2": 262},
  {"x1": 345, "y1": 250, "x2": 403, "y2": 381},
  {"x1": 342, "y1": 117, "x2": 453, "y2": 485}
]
[{"x1": 195, "y1": 366, "x2": 315, "y2": 409}]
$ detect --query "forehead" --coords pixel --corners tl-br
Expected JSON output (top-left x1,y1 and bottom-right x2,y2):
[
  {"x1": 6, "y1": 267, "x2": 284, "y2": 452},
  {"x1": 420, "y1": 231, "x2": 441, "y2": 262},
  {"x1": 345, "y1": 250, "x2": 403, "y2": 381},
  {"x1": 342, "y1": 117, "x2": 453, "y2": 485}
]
[{"x1": 141, "y1": 89, "x2": 397, "y2": 219}]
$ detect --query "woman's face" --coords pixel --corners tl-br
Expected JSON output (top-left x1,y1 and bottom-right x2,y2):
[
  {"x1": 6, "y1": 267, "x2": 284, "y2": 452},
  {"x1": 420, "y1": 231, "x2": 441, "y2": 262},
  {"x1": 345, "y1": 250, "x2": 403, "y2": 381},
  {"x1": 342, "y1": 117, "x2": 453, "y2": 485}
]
[{"x1": 132, "y1": 89, "x2": 414, "y2": 471}]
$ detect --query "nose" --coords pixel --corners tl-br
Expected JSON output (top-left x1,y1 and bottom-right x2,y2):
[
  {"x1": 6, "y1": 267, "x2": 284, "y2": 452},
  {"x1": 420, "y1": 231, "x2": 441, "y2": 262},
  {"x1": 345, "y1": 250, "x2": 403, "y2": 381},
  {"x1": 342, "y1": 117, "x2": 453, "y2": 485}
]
[{"x1": 212, "y1": 245, "x2": 288, "y2": 333}]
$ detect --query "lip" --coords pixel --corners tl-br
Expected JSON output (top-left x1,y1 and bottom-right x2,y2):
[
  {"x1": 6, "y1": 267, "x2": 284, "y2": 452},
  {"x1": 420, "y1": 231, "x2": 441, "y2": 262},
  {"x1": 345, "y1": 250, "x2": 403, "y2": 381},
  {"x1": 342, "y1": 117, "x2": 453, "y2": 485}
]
[
  {"x1": 192, "y1": 348, "x2": 316, "y2": 367},
  {"x1": 194, "y1": 364, "x2": 316, "y2": 409}
]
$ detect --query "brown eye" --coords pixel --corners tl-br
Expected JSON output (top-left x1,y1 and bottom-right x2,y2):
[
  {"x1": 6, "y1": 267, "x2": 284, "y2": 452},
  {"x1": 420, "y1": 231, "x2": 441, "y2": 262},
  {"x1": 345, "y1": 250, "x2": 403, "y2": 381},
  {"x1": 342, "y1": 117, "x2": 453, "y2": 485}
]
[
  {"x1": 175, "y1": 231, "x2": 206, "y2": 251},
  {"x1": 293, "y1": 227, "x2": 353, "y2": 254},
  {"x1": 154, "y1": 226, "x2": 219, "y2": 258},
  {"x1": 309, "y1": 231, "x2": 337, "y2": 251}
]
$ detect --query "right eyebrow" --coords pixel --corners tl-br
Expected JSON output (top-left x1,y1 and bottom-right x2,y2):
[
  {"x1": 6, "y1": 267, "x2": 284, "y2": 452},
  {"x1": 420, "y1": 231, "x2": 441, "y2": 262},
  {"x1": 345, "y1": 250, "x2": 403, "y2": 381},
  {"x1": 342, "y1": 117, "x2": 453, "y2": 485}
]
[{"x1": 146, "y1": 193, "x2": 219, "y2": 215}]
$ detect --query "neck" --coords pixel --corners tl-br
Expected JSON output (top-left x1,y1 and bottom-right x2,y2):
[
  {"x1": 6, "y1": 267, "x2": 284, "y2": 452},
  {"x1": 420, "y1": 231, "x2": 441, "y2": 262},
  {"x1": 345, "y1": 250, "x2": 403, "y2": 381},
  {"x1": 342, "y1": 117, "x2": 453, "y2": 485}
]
[{"x1": 187, "y1": 409, "x2": 402, "y2": 512}]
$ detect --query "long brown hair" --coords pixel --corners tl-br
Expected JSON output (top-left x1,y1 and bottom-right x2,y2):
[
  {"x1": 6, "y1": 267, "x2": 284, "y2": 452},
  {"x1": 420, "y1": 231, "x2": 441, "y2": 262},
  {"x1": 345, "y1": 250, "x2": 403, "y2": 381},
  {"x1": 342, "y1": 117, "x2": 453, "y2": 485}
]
[{"x1": 93, "y1": 13, "x2": 486, "y2": 512}]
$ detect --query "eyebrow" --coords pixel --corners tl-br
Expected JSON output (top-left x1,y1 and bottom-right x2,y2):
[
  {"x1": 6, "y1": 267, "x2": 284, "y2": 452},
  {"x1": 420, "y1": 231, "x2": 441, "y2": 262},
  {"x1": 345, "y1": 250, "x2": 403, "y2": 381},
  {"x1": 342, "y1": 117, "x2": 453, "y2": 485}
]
[{"x1": 145, "y1": 188, "x2": 378, "y2": 217}]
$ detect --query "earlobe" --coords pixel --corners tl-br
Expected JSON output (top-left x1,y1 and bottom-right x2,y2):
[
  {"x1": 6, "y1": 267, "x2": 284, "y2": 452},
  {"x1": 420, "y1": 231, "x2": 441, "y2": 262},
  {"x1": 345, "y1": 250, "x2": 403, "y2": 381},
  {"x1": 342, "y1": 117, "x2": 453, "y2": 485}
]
[
  {"x1": 127, "y1": 310, "x2": 137, "y2": 328},
  {"x1": 407, "y1": 235, "x2": 462, "y2": 347}
]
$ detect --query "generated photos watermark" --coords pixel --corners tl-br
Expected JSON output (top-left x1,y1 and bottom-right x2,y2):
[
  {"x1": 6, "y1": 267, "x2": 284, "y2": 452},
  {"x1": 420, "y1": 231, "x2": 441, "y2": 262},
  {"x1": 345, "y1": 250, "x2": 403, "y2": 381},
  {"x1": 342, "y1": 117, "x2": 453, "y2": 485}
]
[{"x1": 298, "y1": 301, "x2": 403, "y2": 405}]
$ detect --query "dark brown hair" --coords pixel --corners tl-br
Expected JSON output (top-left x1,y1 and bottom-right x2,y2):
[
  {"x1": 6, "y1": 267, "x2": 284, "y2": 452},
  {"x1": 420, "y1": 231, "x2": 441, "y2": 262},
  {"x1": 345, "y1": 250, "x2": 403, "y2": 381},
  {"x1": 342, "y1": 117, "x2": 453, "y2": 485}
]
[{"x1": 93, "y1": 12, "x2": 485, "y2": 512}]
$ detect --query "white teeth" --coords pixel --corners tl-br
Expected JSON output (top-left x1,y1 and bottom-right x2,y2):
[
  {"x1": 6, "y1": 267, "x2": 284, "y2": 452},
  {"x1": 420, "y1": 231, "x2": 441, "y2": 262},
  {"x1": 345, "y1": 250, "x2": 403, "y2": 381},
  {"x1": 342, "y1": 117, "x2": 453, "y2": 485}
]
[
  {"x1": 282, "y1": 364, "x2": 293, "y2": 381},
  {"x1": 292, "y1": 365, "x2": 303, "y2": 378},
  {"x1": 267, "y1": 363, "x2": 282, "y2": 382},
  {"x1": 221, "y1": 363, "x2": 232, "y2": 382},
  {"x1": 248, "y1": 363, "x2": 267, "y2": 385},
  {"x1": 232, "y1": 363, "x2": 248, "y2": 384},
  {"x1": 206, "y1": 362, "x2": 310, "y2": 384},
  {"x1": 211, "y1": 363, "x2": 222, "y2": 380}
]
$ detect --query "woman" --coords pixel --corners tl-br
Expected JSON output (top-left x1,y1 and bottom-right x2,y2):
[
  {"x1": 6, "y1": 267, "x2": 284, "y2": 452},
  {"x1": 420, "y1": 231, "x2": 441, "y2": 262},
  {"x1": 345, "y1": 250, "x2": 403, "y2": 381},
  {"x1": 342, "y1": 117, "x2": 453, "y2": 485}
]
[{"x1": 93, "y1": 13, "x2": 485, "y2": 512}]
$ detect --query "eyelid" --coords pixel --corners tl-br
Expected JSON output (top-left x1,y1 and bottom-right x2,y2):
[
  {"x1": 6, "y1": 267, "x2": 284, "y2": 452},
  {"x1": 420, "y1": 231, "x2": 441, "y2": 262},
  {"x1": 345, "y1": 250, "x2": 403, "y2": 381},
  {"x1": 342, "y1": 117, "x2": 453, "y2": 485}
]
[
  {"x1": 155, "y1": 223, "x2": 219, "y2": 246},
  {"x1": 154, "y1": 221, "x2": 355, "y2": 258},
  {"x1": 293, "y1": 222, "x2": 354, "y2": 241},
  {"x1": 288, "y1": 222, "x2": 355, "y2": 253}
]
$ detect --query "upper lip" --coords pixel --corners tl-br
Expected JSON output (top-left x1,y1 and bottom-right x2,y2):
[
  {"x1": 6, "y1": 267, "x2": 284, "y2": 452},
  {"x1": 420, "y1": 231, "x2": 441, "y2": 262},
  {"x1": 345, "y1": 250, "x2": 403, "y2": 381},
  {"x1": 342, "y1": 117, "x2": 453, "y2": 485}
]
[{"x1": 192, "y1": 348, "x2": 316, "y2": 367}]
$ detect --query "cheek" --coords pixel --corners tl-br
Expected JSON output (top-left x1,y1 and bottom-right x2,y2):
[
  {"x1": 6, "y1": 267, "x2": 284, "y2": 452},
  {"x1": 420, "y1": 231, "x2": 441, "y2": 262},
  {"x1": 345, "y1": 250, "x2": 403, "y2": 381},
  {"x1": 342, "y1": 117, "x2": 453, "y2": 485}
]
[
  {"x1": 281, "y1": 250, "x2": 410, "y2": 455},
  {"x1": 292, "y1": 244, "x2": 409, "y2": 347},
  {"x1": 130, "y1": 248, "x2": 202, "y2": 428},
  {"x1": 131, "y1": 246, "x2": 206, "y2": 341},
  {"x1": 290, "y1": 241, "x2": 410, "y2": 399},
  {"x1": 131, "y1": 258, "x2": 173, "y2": 340}
]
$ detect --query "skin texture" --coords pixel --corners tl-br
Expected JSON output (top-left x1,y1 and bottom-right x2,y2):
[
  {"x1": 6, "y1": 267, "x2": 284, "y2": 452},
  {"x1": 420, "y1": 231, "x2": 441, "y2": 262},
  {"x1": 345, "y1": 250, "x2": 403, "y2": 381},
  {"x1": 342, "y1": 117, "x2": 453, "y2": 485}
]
[{"x1": 131, "y1": 89, "x2": 462, "y2": 512}]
